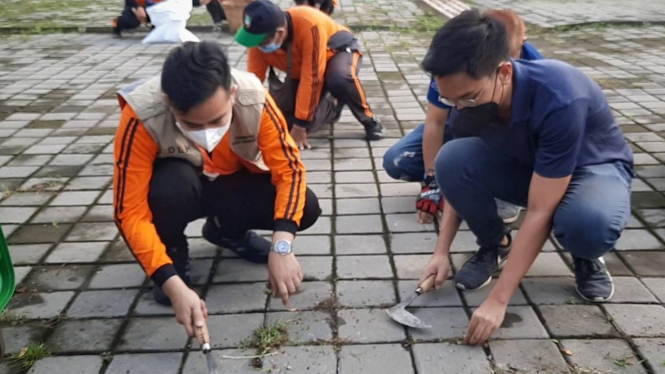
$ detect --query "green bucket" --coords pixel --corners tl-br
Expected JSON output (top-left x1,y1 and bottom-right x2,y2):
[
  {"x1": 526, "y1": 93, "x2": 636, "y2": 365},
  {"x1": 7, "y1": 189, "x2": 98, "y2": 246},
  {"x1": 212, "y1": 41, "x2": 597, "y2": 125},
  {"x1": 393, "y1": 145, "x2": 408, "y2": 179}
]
[{"x1": 0, "y1": 225, "x2": 15, "y2": 312}]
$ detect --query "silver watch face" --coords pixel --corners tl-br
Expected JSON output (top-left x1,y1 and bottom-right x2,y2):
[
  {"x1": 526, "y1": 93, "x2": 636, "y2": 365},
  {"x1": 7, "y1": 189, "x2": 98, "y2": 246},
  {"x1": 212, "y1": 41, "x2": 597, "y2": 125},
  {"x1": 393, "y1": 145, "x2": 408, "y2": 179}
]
[{"x1": 274, "y1": 240, "x2": 292, "y2": 254}]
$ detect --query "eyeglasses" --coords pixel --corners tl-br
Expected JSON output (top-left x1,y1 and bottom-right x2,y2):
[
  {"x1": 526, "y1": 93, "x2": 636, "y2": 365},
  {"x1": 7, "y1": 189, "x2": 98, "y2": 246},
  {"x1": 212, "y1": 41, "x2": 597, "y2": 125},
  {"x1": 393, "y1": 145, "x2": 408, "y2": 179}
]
[{"x1": 437, "y1": 71, "x2": 498, "y2": 108}]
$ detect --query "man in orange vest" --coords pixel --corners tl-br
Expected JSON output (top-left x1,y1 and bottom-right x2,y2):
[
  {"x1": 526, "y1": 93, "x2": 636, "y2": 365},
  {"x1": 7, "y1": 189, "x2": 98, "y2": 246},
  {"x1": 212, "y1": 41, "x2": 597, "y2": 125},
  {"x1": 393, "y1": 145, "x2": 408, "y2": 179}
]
[{"x1": 235, "y1": 0, "x2": 384, "y2": 150}]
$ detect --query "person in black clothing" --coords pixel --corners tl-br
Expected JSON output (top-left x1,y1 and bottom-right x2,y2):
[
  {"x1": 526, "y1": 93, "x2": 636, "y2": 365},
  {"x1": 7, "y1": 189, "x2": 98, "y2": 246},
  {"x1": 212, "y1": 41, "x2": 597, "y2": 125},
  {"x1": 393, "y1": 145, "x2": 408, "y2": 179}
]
[{"x1": 112, "y1": 0, "x2": 226, "y2": 37}]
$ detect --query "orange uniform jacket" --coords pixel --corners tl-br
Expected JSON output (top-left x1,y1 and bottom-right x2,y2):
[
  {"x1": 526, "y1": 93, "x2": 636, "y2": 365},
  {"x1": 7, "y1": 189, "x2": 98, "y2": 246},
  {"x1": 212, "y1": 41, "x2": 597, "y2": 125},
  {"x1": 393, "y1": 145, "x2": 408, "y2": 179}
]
[
  {"x1": 247, "y1": 6, "x2": 350, "y2": 127},
  {"x1": 113, "y1": 93, "x2": 306, "y2": 285}
]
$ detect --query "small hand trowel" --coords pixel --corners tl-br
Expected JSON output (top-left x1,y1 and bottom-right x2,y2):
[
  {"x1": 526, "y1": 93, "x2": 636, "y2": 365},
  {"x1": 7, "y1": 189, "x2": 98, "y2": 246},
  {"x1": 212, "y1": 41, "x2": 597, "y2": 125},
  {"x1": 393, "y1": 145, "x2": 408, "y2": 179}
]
[
  {"x1": 195, "y1": 323, "x2": 220, "y2": 374},
  {"x1": 386, "y1": 275, "x2": 436, "y2": 329}
]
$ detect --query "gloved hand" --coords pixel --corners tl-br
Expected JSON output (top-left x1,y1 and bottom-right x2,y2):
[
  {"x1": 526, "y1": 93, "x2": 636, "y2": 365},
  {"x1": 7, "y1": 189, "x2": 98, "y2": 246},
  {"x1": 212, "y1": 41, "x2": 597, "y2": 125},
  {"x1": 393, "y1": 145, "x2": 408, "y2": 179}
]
[{"x1": 416, "y1": 173, "x2": 443, "y2": 223}]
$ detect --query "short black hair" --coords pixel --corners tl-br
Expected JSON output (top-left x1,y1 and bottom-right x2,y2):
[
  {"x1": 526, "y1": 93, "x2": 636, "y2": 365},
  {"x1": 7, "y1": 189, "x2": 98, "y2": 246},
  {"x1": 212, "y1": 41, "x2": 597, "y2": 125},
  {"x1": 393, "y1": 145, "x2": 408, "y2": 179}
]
[
  {"x1": 422, "y1": 9, "x2": 510, "y2": 79},
  {"x1": 161, "y1": 41, "x2": 232, "y2": 113}
]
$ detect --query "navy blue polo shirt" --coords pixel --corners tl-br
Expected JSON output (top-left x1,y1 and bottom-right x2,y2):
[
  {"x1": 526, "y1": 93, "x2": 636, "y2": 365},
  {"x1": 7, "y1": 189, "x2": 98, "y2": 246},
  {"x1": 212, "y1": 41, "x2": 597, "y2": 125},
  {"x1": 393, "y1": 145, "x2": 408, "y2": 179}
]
[
  {"x1": 483, "y1": 59, "x2": 634, "y2": 178},
  {"x1": 427, "y1": 41, "x2": 543, "y2": 119}
]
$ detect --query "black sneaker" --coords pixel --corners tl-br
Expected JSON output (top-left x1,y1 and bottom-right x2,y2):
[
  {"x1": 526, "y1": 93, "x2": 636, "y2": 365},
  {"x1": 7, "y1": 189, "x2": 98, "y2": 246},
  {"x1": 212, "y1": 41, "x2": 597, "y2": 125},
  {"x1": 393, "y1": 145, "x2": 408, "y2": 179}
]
[
  {"x1": 153, "y1": 246, "x2": 191, "y2": 306},
  {"x1": 202, "y1": 219, "x2": 270, "y2": 264},
  {"x1": 572, "y1": 256, "x2": 614, "y2": 302},
  {"x1": 364, "y1": 119, "x2": 385, "y2": 141},
  {"x1": 454, "y1": 233, "x2": 512, "y2": 291}
]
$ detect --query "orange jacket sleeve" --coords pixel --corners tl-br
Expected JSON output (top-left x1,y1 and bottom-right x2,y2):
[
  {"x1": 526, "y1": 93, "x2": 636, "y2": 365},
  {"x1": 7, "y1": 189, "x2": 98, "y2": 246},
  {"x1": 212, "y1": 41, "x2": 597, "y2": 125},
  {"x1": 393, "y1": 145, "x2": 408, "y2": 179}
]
[
  {"x1": 247, "y1": 47, "x2": 269, "y2": 83},
  {"x1": 113, "y1": 105, "x2": 176, "y2": 286},
  {"x1": 260, "y1": 94, "x2": 307, "y2": 234},
  {"x1": 294, "y1": 24, "x2": 328, "y2": 127}
]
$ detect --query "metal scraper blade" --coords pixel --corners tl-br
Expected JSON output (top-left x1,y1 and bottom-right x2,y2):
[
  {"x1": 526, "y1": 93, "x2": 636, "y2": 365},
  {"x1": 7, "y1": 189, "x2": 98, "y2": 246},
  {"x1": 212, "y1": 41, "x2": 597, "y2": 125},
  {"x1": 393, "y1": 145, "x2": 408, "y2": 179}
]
[
  {"x1": 386, "y1": 306, "x2": 432, "y2": 329},
  {"x1": 205, "y1": 351, "x2": 220, "y2": 374}
]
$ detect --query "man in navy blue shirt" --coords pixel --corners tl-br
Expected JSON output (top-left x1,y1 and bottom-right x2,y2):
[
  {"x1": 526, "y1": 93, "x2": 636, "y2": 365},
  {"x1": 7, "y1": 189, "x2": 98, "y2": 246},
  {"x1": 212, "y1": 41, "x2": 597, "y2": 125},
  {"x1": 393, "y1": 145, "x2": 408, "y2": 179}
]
[
  {"x1": 417, "y1": 10, "x2": 633, "y2": 345},
  {"x1": 383, "y1": 10, "x2": 541, "y2": 225}
]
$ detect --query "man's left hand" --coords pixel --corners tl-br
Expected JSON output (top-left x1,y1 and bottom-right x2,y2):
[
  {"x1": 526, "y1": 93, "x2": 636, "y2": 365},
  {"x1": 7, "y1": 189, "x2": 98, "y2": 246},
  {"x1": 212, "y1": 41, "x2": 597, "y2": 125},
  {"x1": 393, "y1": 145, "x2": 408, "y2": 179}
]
[
  {"x1": 132, "y1": 7, "x2": 148, "y2": 24},
  {"x1": 290, "y1": 125, "x2": 311, "y2": 150},
  {"x1": 465, "y1": 297, "x2": 507, "y2": 345},
  {"x1": 268, "y1": 252, "x2": 303, "y2": 306}
]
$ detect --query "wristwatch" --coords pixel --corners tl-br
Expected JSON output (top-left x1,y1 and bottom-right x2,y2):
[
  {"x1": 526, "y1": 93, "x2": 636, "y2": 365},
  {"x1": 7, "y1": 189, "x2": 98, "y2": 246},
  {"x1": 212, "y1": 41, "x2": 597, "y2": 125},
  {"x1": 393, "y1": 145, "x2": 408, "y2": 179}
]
[{"x1": 271, "y1": 240, "x2": 293, "y2": 255}]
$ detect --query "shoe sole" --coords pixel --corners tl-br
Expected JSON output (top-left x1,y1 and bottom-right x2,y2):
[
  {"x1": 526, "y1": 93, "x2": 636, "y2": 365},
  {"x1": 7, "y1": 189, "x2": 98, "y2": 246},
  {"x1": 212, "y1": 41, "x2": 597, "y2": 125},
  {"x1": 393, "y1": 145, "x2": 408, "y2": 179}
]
[
  {"x1": 500, "y1": 208, "x2": 522, "y2": 224},
  {"x1": 575, "y1": 269, "x2": 615, "y2": 303}
]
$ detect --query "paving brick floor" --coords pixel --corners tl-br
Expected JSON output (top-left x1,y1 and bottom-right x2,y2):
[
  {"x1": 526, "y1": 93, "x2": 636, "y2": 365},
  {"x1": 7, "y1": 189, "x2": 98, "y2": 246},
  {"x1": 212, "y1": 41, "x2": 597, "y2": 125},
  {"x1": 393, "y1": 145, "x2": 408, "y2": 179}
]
[{"x1": 1, "y1": 13, "x2": 665, "y2": 374}]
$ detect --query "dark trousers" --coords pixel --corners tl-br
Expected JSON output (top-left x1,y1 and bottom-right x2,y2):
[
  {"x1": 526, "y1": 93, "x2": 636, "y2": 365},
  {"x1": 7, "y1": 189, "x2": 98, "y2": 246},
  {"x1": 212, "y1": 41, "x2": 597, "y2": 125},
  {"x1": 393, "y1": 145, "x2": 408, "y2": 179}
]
[
  {"x1": 147, "y1": 159, "x2": 321, "y2": 249},
  {"x1": 192, "y1": 0, "x2": 226, "y2": 23},
  {"x1": 284, "y1": 50, "x2": 376, "y2": 130},
  {"x1": 115, "y1": 2, "x2": 146, "y2": 32},
  {"x1": 436, "y1": 137, "x2": 632, "y2": 258}
]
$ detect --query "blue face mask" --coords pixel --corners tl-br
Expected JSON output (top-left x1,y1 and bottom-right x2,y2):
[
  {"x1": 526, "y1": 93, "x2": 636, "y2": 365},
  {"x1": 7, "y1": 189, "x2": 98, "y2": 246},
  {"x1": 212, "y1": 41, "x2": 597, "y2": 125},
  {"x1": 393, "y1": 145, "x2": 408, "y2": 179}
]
[{"x1": 259, "y1": 42, "x2": 280, "y2": 53}]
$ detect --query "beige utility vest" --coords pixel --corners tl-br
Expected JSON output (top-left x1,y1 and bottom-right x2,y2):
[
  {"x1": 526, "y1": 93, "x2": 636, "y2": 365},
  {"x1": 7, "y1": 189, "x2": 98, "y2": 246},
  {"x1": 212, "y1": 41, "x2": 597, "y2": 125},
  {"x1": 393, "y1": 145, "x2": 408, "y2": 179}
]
[{"x1": 117, "y1": 69, "x2": 269, "y2": 178}]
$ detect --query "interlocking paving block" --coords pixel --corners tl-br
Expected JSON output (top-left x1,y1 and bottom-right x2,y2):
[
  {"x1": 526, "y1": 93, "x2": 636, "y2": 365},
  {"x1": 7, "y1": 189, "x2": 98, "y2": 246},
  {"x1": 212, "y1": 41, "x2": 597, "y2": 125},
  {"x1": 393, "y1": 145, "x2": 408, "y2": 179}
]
[
  {"x1": 205, "y1": 283, "x2": 268, "y2": 314},
  {"x1": 298, "y1": 256, "x2": 333, "y2": 281},
  {"x1": 66, "y1": 222, "x2": 118, "y2": 241},
  {"x1": 389, "y1": 232, "x2": 438, "y2": 254},
  {"x1": 31, "y1": 206, "x2": 87, "y2": 224},
  {"x1": 205, "y1": 313, "x2": 265, "y2": 349},
  {"x1": 385, "y1": 213, "x2": 433, "y2": 233},
  {"x1": 521, "y1": 277, "x2": 581, "y2": 304},
  {"x1": 46, "y1": 318, "x2": 123, "y2": 353},
  {"x1": 184, "y1": 346, "x2": 336, "y2": 374},
  {"x1": 561, "y1": 339, "x2": 647, "y2": 374},
  {"x1": 105, "y1": 353, "x2": 183, "y2": 374},
  {"x1": 335, "y1": 183, "x2": 379, "y2": 198},
  {"x1": 27, "y1": 264, "x2": 95, "y2": 291},
  {"x1": 615, "y1": 229, "x2": 664, "y2": 250},
  {"x1": 45, "y1": 242, "x2": 107, "y2": 263},
  {"x1": 335, "y1": 171, "x2": 374, "y2": 183},
  {"x1": 301, "y1": 216, "x2": 331, "y2": 235},
  {"x1": 293, "y1": 235, "x2": 331, "y2": 255},
  {"x1": 335, "y1": 215, "x2": 384, "y2": 234},
  {"x1": 8, "y1": 291, "x2": 74, "y2": 319},
  {"x1": 8, "y1": 224, "x2": 71, "y2": 245},
  {"x1": 0, "y1": 207, "x2": 37, "y2": 224},
  {"x1": 1, "y1": 324, "x2": 48, "y2": 355},
  {"x1": 8, "y1": 243, "x2": 51, "y2": 265},
  {"x1": 462, "y1": 279, "x2": 529, "y2": 307},
  {"x1": 27, "y1": 356, "x2": 103, "y2": 374},
  {"x1": 336, "y1": 197, "x2": 381, "y2": 215},
  {"x1": 337, "y1": 308, "x2": 407, "y2": 343},
  {"x1": 621, "y1": 251, "x2": 665, "y2": 276},
  {"x1": 525, "y1": 253, "x2": 572, "y2": 277},
  {"x1": 490, "y1": 339, "x2": 569, "y2": 374},
  {"x1": 412, "y1": 342, "x2": 490, "y2": 374},
  {"x1": 117, "y1": 317, "x2": 188, "y2": 351},
  {"x1": 67, "y1": 289, "x2": 138, "y2": 318},
  {"x1": 408, "y1": 307, "x2": 469, "y2": 341},
  {"x1": 642, "y1": 278, "x2": 665, "y2": 302},
  {"x1": 49, "y1": 190, "x2": 101, "y2": 206},
  {"x1": 82, "y1": 205, "x2": 114, "y2": 222},
  {"x1": 88, "y1": 264, "x2": 146, "y2": 289},
  {"x1": 338, "y1": 344, "x2": 415, "y2": 374},
  {"x1": 539, "y1": 304, "x2": 619, "y2": 338},
  {"x1": 213, "y1": 259, "x2": 269, "y2": 283},
  {"x1": 267, "y1": 281, "x2": 334, "y2": 312},
  {"x1": 397, "y1": 280, "x2": 461, "y2": 307},
  {"x1": 633, "y1": 338, "x2": 665, "y2": 374},
  {"x1": 394, "y1": 254, "x2": 431, "y2": 279},
  {"x1": 605, "y1": 304, "x2": 665, "y2": 337},
  {"x1": 337, "y1": 280, "x2": 396, "y2": 307},
  {"x1": 479, "y1": 306, "x2": 549, "y2": 340},
  {"x1": 266, "y1": 311, "x2": 333, "y2": 343},
  {"x1": 608, "y1": 276, "x2": 659, "y2": 303},
  {"x1": 335, "y1": 235, "x2": 386, "y2": 255},
  {"x1": 336, "y1": 255, "x2": 393, "y2": 279},
  {"x1": 13, "y1": 266, "x2": 32, "y2": 286}
]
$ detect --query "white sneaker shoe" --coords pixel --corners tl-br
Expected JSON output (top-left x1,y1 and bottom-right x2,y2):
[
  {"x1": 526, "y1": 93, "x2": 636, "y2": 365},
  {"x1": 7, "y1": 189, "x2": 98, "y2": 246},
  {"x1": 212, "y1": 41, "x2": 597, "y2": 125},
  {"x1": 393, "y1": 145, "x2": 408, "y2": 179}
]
[{"x1": 496, "y1": 199, "x2": 521, "y2": 224}]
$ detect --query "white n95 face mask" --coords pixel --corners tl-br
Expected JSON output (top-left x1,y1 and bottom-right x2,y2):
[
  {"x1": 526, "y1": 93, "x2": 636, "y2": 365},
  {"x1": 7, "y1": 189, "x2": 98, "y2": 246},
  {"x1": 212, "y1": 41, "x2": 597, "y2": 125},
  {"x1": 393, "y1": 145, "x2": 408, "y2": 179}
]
[{"x1": 175, "y1": 121, "x2": 230, "y2": 153}]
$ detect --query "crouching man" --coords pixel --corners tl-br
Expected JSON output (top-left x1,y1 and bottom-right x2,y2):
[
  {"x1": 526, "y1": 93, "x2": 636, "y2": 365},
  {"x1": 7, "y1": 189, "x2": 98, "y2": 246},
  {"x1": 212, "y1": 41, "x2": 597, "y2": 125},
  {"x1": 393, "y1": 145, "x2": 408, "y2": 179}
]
[
  {"x1": 418, "y1": 10, "x2": 633, "y2": 345},
  {"x1": 113, "y1": 41, "x2": 321, "y2": 336}
]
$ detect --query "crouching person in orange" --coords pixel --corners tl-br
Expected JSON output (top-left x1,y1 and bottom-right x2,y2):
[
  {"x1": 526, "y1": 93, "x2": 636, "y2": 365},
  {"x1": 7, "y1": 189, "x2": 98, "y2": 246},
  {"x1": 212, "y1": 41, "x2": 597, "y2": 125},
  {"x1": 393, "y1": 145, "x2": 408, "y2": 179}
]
[{"x1": 113, "y1": 41, "x2": 321, "y2": 336}]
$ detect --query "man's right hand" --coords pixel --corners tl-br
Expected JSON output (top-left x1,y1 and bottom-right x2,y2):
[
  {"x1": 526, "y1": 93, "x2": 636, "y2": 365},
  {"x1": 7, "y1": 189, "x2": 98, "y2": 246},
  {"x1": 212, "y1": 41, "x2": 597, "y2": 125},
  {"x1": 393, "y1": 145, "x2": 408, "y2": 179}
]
[
  {"x1": 419, "y1": 253, "x2": 450, "y2": 290},
  {"x1": 416, "y1": 174, "x2": 443, "y2": 224},
  {"x1": 132, "y1": 6, "x2": 148, "y2": 24},
  {"x1": 163, "y1": 276, "x2": 208, "y2": 337}
]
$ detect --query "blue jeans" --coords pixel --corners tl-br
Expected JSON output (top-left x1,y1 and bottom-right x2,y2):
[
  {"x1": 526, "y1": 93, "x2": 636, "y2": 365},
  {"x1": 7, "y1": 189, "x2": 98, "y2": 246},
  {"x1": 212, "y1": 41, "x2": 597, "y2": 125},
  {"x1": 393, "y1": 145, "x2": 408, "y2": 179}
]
[
  {"x1": 383, "y1": 124, "x2": 454, "y2": 182},
  {"x1": 436, "y1": 137, "x2": 632, "y2": 259}
]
